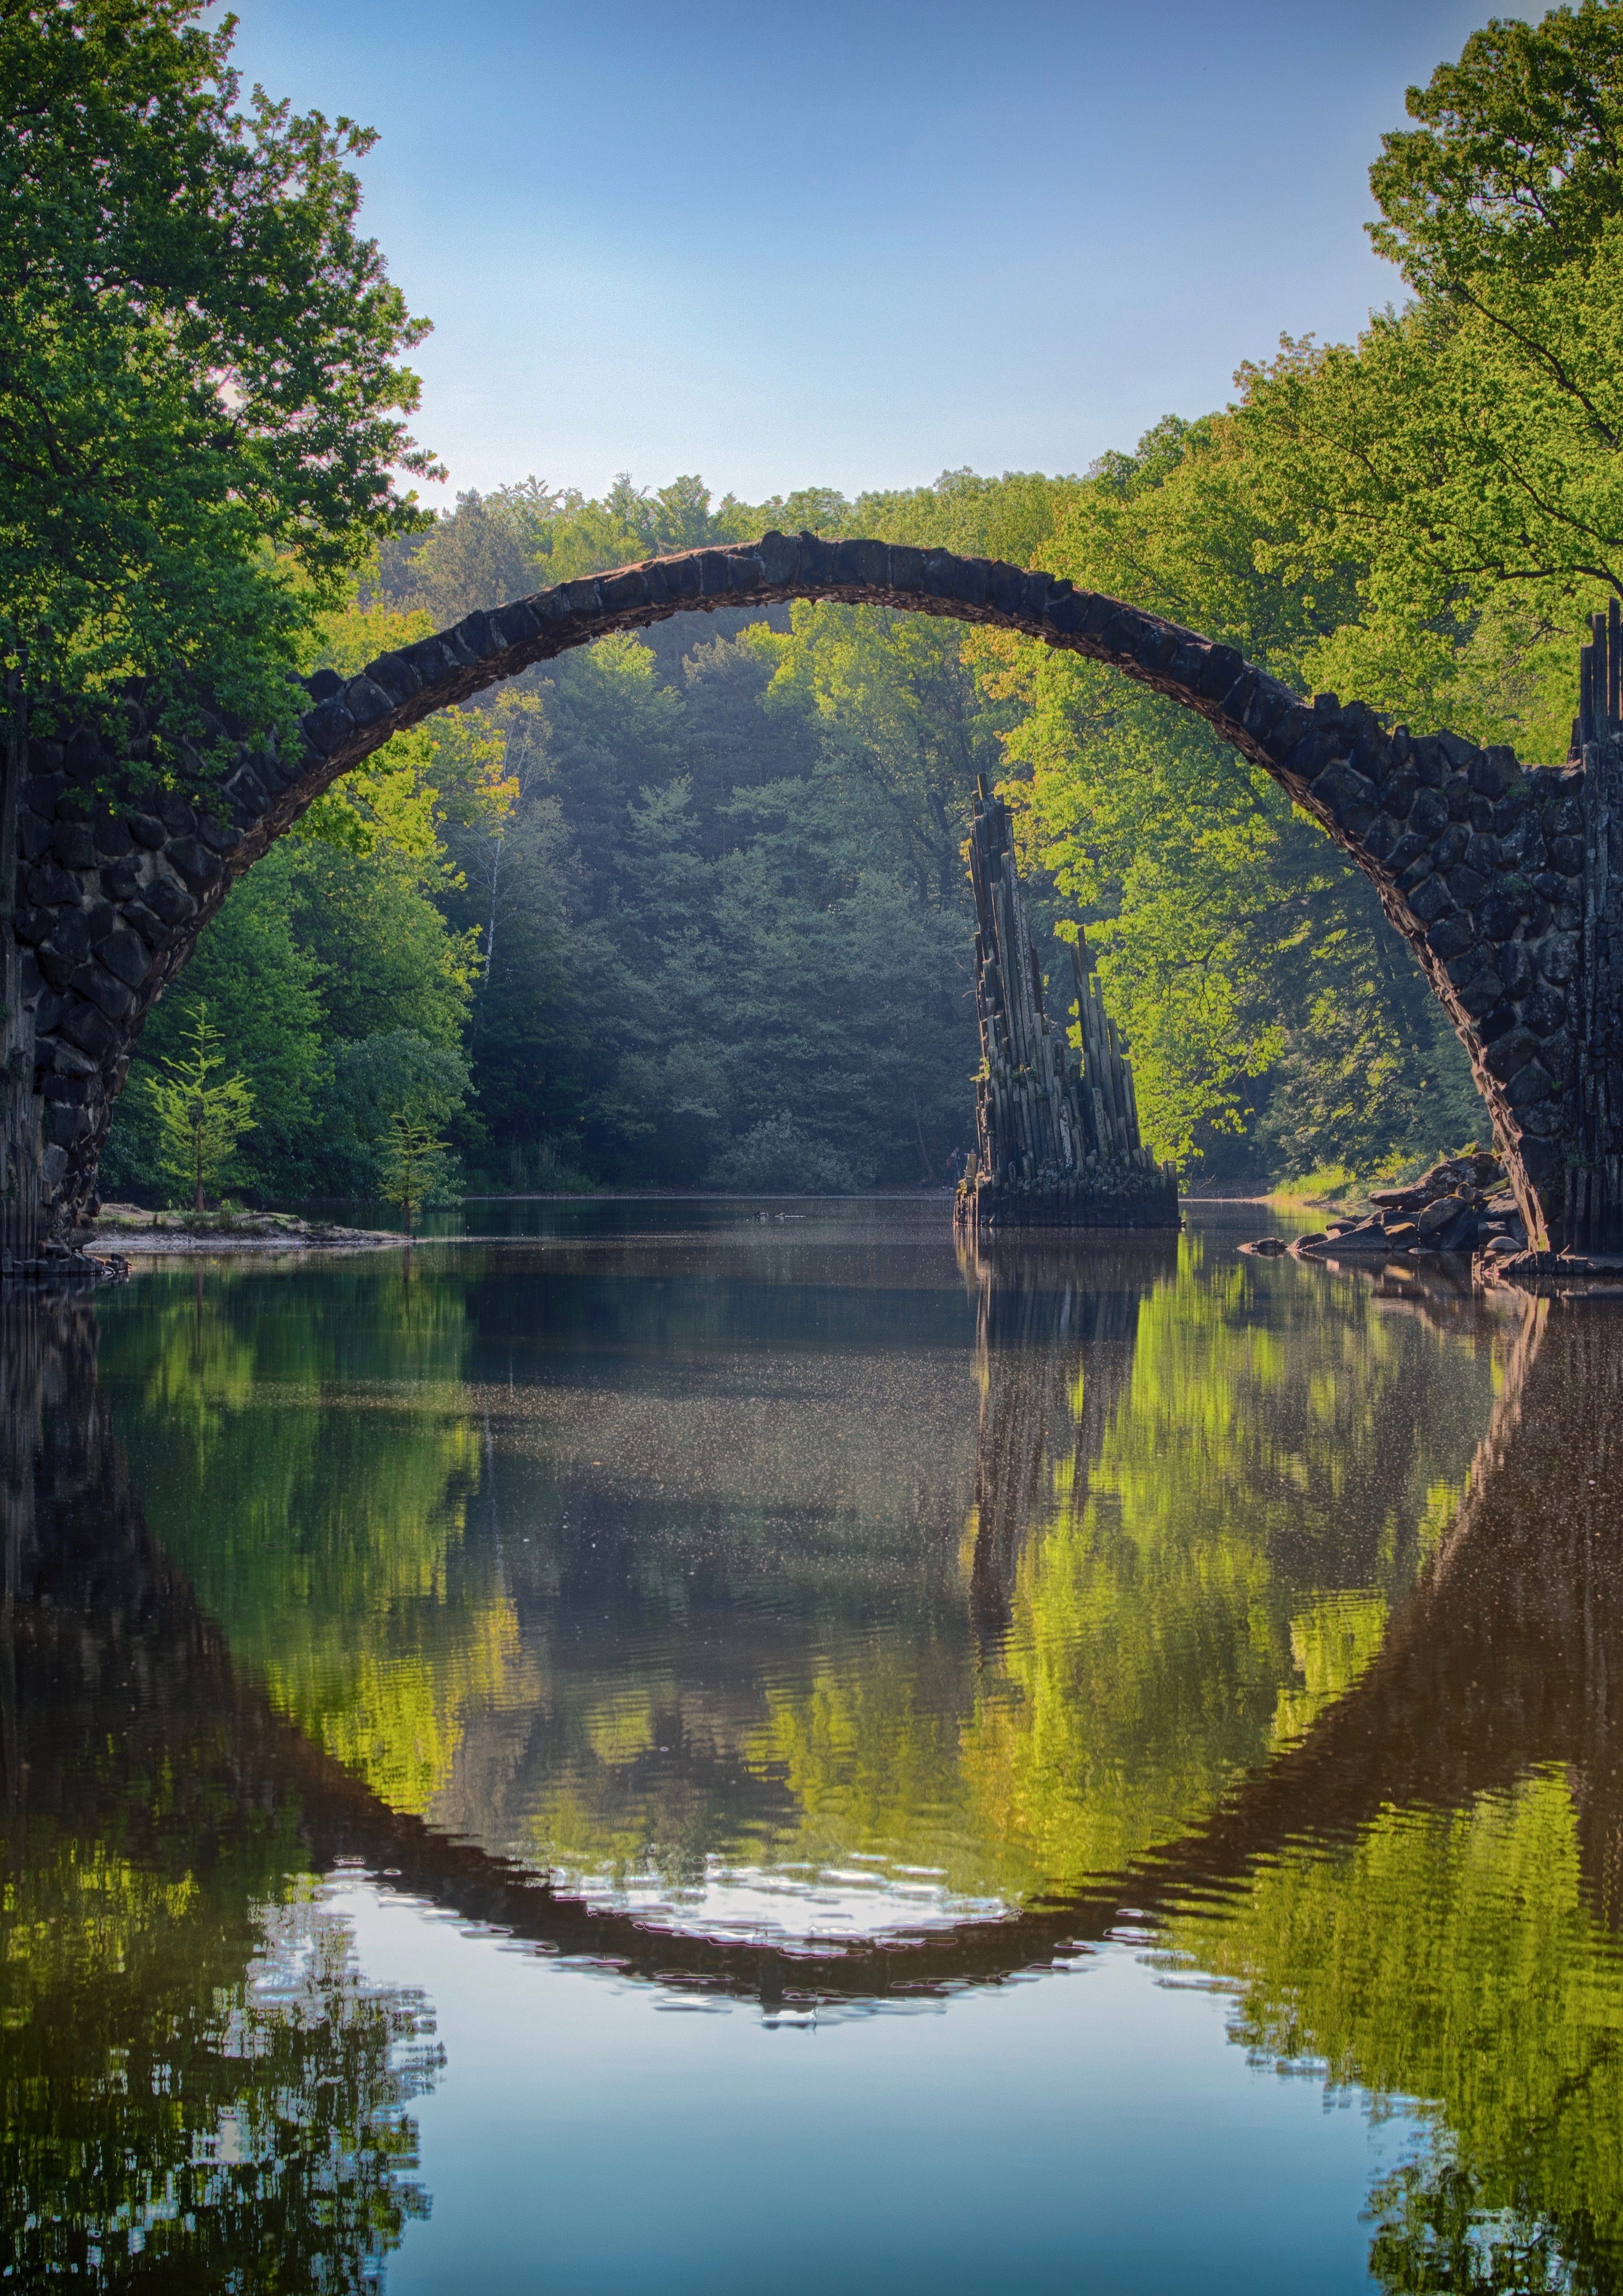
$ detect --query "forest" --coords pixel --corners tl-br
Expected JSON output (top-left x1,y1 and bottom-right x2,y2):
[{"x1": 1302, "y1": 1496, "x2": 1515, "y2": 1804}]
[{"x1": 87, "y1": 6, "x2": 1623, "y2": 1201}]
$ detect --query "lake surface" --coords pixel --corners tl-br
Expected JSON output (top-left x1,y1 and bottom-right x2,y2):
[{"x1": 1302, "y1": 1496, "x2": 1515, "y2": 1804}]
[{"x1": 6, "y1": 1201, "x2": 1623, "y2": 2291}]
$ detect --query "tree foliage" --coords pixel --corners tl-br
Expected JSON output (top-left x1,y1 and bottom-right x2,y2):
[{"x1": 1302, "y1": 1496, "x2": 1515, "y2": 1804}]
[
  {"x1": 0, "y1": 0, "x2": 436, "y2": 742},
  {"x1": 142, "y1": 1000, "x2": 255, "y2": 1210}
]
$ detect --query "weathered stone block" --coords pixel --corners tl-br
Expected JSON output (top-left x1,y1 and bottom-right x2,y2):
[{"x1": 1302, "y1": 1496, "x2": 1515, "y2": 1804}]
[
  {"x1": 1485, "y1": 1027, "x2": 1540, "y2": 1082},
  {"x1": 1517, "y1": 1101, "x2": 1565, "y2": 1138},
  {"x1": 122, "y1": 903, "x2": 172, "y2": 951},
  {"x1": 154, "y1": 792, "x2": 195, "y2": 834},
  {"x1": 69, "y1": 962, "x2": 134, "y2": 1021},
  {"x1": 300, "y1": 697, "x2": 356, "y2": 757},
  {"x1": 95, "y1": 929, "x2": 149, "y2": 990},
  {"x1": 1445, "y1": 864, "x2": 1489, "y2": 908},
  {"x1": 1410, "y1": 788, "x2": 1449, "y2": 838},
  {"x1": 397, "y1": 636, "x2": 456, "y2": 687},
  {"x1": 127, "y1": 812, "x2": 166, "y2": 849},
  {"x1": 1550, "y1": 835, "x2": 1584, "y2": 876},
  {"x1": 1428, "y1": 916, "x2": 1476, "y2": 960},
  {"x1": 492, "y1": 599, "x2": 543, "y2": 649},
  {"x1": 1411, "y1": 876, "x2": 1455, "y2": 925},
  {"x1": 167, "y1": 838, "x2": 223, "y2": 892},
  {"x1": 1437, "y1": 730, "x2": 1477, "y2": 770},
  {"x1": 305, "y1": 666, "x2": 344, "y2": 703},
  {"x1": 1472, "y1": 747, "x2": 1520, "y2": 797},
  {"x1": 25, "y1": 863, "x2": 81, "y2": 907},
  {"x1": 751, "y1": 531, "x2": 796, "y2": 588},
  {"x1": 980, "y1": 559, "x2": 1020, "y2": 616},
  {"x1": 1500, "y1": 942, "x2": 1533, "y2": 997},
  {"x1": 20, "y1": 814, "x2": 53, "y2": 862},
  {"x1": 228, "y1": 767, "x2": 269, "y2": 818},
  {"x1": 93, "y1": 809, "x2": 134, "y2": 857},
  {"x1": 194, "y1": 812, "x2": 242, "y2": 856},
  {"x1": 1457, "y1": 968, "x2": 1506, "y2": 1017},
  {"x1": 1197, "y1": 646, "x2": 1246, "y2": 701},
  {"x1": 366, "y1": 652, "x2": 422, "y2": 707},
  {"x1": 40, "y1": 1071, "x2": 91, "y2": 1106},
  {"x1": 51, "y1": 820, "x2": 95, "y2": 870},
  {"x1": 342, "y1": 676, "x2": 394, "y2": 731},
  {"x1": 1314, "y1": 761, "x2": 1377, "y2": 815},
  {"x1": 1445, "y1": 776, "x2": 1474, "y2": 820},
  {"x1": 1463, "y1": 832, "x2": 1498, "y2": 877},
  {"x1": 1410, "y1": 738, "x2": 1445, "y2": 787},
  {"x1": 1537, "y1": 932, "x2": 1580, "y2": 983},
  {"x1": 596, "y1": 570, "x2": 650, "y2": 615},
  {"x1": 1505, "y1": 1058, "x2": 1555, "y2": 1106},
  {"x1": 1519, "y1": 985, "x2": 1567, "y2": 1036},
  {"x1": 142, "y1": 872, "x2": 197, "y2": 925},
  {"x1": 1385, "y1": 831, "x2": 1430, "y2": 878},
  {"x1": 44, "y1": 1102, "x2": 88, "y2": 1147},
  {"x1": 1282, "y1": 726, "x2": 1338, "y2": 781}
]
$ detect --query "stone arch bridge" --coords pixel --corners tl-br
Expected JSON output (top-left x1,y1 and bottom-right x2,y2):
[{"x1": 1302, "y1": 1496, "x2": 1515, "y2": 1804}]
[{"x1": 3, "y1": 534, "x2": 1620, "y2": 1263}]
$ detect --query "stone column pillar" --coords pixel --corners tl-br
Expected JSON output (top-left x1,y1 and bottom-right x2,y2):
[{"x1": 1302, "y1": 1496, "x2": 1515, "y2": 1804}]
[{"x1": 0, "y1": 669, "x2": 43, "y2": 1274}]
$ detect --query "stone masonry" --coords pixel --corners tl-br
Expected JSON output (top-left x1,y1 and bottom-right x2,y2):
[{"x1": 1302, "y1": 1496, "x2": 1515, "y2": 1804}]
[{"x1": 0, "y1": 531, "x2": 1613, "y2": 1266}]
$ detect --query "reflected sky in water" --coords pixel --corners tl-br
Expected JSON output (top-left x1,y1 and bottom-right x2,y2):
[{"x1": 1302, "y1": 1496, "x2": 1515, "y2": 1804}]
[{"x1": 6, "y1": 1203, "x2": 1621, "y2": 2290}]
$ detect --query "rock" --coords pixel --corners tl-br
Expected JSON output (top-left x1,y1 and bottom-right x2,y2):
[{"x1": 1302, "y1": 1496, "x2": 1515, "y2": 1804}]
[
  {"x1": 1384, "y1": 1221, "x2": 1419, "y2": 1243},
  {"x1": 1417, "y1": 1193, "x2": 1470, "y2": 1236},
  {"x1": 1434, "y1": 1208, "x2": 1481, "y2": 1252},
  {"x1": 1240, "y1": 1236, "x2": 1289, "y2": 1255}
]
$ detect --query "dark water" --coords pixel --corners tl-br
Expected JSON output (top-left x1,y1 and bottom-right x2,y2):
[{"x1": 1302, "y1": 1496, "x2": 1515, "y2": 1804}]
[{"x1": 5, "y1": 1203, "x2": 1623, "y2": 2291}]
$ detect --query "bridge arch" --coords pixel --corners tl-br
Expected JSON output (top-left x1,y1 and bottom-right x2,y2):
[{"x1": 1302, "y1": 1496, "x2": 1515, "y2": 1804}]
[{"x1": 6, "y1": 534, "x2": 1592, "y2": 1255}]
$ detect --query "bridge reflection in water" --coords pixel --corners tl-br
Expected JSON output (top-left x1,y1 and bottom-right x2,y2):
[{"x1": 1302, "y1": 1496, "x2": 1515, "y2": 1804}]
[{"x1": 3, "y1": 1224, "x2": 1622, "y2": 2287}]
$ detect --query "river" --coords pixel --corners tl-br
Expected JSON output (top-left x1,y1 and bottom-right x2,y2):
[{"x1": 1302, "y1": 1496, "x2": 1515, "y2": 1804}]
[{"x1": 4, "y1": 1201, "x2": 1620, "y2": 2291}]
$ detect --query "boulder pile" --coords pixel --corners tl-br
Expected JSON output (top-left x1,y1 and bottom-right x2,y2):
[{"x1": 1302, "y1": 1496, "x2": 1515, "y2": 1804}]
[{"x1": 1292, "y1": 1153, "x2": 1527, "y2": 1259}]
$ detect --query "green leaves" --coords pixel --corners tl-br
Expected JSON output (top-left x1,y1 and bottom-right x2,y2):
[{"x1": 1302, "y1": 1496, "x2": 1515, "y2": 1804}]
[
  {"x1": 141, "y1": 999, "x2": 256, "y2": 1210},
  {"x1": 0, "y1": 0, "x2": 436, "y2": 741},
  {"x1": 1369, "y1": 1, "x2": 1623, "y2": 293}
]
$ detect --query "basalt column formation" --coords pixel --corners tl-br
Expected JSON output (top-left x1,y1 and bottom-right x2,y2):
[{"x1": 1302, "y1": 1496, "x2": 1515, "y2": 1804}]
[{"x1": 959, "y1": 785, "x2": 1178, "y2": 1236}]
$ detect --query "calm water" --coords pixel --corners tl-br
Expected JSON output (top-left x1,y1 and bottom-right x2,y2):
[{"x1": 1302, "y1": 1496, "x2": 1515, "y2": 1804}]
[{"x1": 6, "y1": 1202, "x2": 1623, "y2": 2291}]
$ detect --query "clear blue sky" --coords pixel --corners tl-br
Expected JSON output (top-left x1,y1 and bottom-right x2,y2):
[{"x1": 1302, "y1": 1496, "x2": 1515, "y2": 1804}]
[{"x1": 229, "y1": 0, "x2": 1508, "y2": 508}]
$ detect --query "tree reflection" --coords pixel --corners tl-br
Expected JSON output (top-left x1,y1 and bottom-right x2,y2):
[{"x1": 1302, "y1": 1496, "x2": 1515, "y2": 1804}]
[
  {"x1": 12, "y1": 1243, "x2": 1623, "y2": 2287},
  {"x1": 1, "y1": 1293, "x2": 440, "y2": 2288}
]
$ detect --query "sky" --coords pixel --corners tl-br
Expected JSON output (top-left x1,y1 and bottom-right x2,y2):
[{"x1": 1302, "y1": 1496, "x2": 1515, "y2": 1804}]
[{"x1": 228, "y1": 0, "x2": 1509, "y2": 509}]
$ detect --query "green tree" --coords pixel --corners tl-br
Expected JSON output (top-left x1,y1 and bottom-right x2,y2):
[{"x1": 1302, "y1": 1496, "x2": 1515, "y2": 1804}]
[
  {"x1": 376, "y1": 1111, "x2": 452, "y2": 1235},
  {"x1": 1, "y1": 0, "x2": 438, "y2": 745},
  {"x1": 142, "y1": 1001, "x2": 256, "y2": 1211},
  {"x1": 103, "y1": 846, "x2": 328, "y2": 1199}
]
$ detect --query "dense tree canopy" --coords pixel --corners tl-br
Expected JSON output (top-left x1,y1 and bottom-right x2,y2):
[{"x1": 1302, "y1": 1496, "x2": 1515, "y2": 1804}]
[{"x1": 0, "y1": 0, "x2": 436, "y2": 744}]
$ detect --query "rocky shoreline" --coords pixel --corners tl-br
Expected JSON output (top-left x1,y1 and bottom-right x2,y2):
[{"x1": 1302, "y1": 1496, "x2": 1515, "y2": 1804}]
[
  {"x1": 84, "y1": 1205, "x2": 401, "y2": 1256},
  {"x1": 1242, "y1": 1152, "x2": 1526, "y2": 1265}
]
